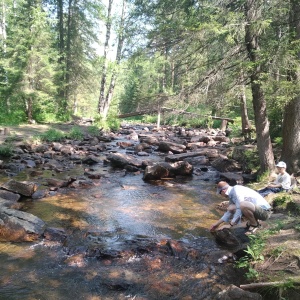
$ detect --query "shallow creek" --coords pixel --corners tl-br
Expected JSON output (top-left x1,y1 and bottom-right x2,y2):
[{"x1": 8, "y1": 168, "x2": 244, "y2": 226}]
[{"x1": 0, "y1": 159, "x2": 244, "y2": 299}]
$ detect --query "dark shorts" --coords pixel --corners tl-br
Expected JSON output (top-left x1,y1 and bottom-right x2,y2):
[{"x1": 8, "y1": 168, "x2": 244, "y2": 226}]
[{"x1": 254, "y1": 205, "x2": 270, "y2": 221}]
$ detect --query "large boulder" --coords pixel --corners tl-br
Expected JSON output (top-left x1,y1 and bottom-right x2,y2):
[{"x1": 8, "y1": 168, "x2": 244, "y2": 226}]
[
  {"x1": 211, "y1": 157, "x2": 242, "y2": 172},
  {"x1": 0, "y1": 207, "x2": 45, "y2": 242},
  {"x1": 1, "y1": 179, "x2": 38, "y2": 197},
  {"x1": 107, "y1": 153, "x2": 143, "y2": 169},
  {"x1": 143, "y1": 161, "x2": 193, "y2": 180},
  {"x1": 158, "y1": 141, "x2": 186, "y2": 154}
]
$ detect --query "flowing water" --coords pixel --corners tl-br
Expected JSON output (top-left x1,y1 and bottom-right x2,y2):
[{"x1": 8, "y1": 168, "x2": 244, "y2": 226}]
[{"x1": 0, "y1": 156, "x2": 243, "y2": 299}]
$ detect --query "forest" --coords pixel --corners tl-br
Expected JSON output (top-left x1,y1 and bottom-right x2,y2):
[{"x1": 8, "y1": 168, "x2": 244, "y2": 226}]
[{"x1": 0, "y1": 0, "x2": 300, "y2": 174}]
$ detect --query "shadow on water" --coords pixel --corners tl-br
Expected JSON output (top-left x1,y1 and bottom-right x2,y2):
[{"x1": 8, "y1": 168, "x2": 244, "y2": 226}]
[{"x1": 0, "y1": 167, "x2": 244, "y2": 299}]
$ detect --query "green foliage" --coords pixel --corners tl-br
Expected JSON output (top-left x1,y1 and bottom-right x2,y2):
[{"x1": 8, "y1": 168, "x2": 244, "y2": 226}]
[
  {"x1": 244, "y1": 235, "x2": 266, "y2": 262},
  {"x1": 256, "y1": 171, "x2": 270, "y2": 183},
  {"x1": 0, "y1": 143, "x2": 13, "y2": 157},
  {"x1": 142, "y1": 115, "x2": 158, "y2": 124},
  {"x1": 243, "y1": 149, "x2": 260, "y2": 171},
  {"x1": 273, "y1": 194, "x2": 292, "y2": 207},
  {"x1": 0, "y1": 110, "x2": 27, "y2": 125},
  {"x1": 94, "y1": 114, "x2": 120, "y2": 131},
  {"x1": 273, "y1": 137, "x2": 283, "y2": 147},
  {"x1": 67, "y1": 126, "x2": 84, "y2": 140},
  {"x1": 36, "y1": 129, "x2": 65, "y2": 142},
  {"x1": 236, "y1": 235, "x2": 265, "y2": 279},
  {"x1": 106, "y1": 115, "x2": 121, "y2": 131},
  {"x1": 294, "y1": 223, "x2": 300, "y2": 232},
  {"x1": 87, "y1": 126, "x2": 101, "y2": 136},
  {"x1": 270, "y1": 245, "x2": 285, "y2": 258}
]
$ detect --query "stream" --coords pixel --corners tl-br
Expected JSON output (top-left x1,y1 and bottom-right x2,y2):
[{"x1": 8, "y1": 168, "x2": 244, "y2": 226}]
[{"x1": 0, "y1": 127, "x2": 245, "y2": 299}]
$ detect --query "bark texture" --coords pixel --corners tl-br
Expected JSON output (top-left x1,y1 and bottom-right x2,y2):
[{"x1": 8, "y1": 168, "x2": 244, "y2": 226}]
[
  {"x1": 281, "y1": 0, "x2": 300, "y2": 174},
  {"x1": 244, "y1": 0, "x2": 274, "y2": 173}
]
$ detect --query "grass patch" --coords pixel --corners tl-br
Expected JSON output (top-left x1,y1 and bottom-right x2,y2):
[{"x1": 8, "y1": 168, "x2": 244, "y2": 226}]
[
  {"x1": 35, "y1": 129, "x2": 66, "y2": 142},
  {"x1": 67, "y1": 126, "x2": 84, "y2": 140},
  {"x1": 87, "y1": 125, "x2": 101, "y2": 136},
  {"x1": 273, "y1": 194, "x2": 292, "y2": 207},
  {"x1": 0, "y1": 143, "x2": 13, "y2": 157}
]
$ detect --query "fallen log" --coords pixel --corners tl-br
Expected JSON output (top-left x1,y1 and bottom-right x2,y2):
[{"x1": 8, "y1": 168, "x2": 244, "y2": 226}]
[
  {"x1": 240, "y1": 281, "x2": 288, "y2": 290},
  {"x1": 118, "y1": 107, "x2": 234, "y2": 123}
]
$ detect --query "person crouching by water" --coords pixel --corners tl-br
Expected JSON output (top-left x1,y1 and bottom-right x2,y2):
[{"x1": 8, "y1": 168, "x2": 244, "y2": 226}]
[
  {"x1": 210, "y1": 181, "x2": 271, "y2": 233},
  {"x1": 257, "y1": 161, "x2": 291, "y2": 197}
]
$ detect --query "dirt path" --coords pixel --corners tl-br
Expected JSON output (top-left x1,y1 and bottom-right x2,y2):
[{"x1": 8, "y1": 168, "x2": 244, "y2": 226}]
[{"x1": 0, "y1": 123, "x2": 88, "y2": 144}]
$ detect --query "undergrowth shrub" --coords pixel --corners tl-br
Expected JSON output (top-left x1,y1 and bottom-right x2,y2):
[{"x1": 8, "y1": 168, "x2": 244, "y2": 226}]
[
  {"x1": 273, "y1": 194, "x2": 292, "y2": 207},
  {"x1": 67, "y1": 126, "x2": 84, "y2": 140},
  {"x1": 0, "y1": 143, "x2": 13, "y2": 157},
  {"x1": 87, "y1": 125, "x2": 101, "y2": 136},
  {"x1": 35, "y1": 129, "x2": 65, "y2": 142}
]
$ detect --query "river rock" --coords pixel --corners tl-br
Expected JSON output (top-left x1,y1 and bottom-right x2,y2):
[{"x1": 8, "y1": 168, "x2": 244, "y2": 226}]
[
  {"x1": 82, "y1": 155, "x2": 102, "y2": 165},
  {"x1": 211, "y1": 157, "x2": 242, "y2": 172},
  {"x1": 143, "y1": 161, "x2": 193, "y2": 180},
  {"x1": 0, "y1": 190, "x2": 21, "y2": 202},
  {"x1": 219, "y1": 172, "x2": 244, "y2": 185},
  {"x1": 165, "y1": 151, "x2": 209, "y2": 163},
  {"x1": 211, "y1": 227, "x2": 250, "y2": 252},
  {"x1": 158, "y1": 141, "x2": 186, "y2": 154},
  {"x1": 0, "y1": 207, "x2": 45, "y2": 242},
  {"x1": 43, "y1": 227, "x2": 67, "y2": 242},
  {"x1": 107, "y1": 153, "x2": 143, "y2": 169},
  {"x1": 139, "y1": 136, "x2": 159, "y2": 145},
  {"x1": 21, "y1": 159, "x2": 36, "y2": 168},
  {"x1": 1, "y1": 179, "x2": 38, "y2": 196},
  {"x1": 217, "y1": 284, "x2": 262, "y2": 300},
  {"x1": 45, "y1": 178, "x2": 73, "y2": 188}
]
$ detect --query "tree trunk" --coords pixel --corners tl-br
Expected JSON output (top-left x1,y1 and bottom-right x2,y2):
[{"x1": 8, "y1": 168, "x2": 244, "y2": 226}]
[
  {"x1": 97, "y1": 0, "x2": 113, "y2": 118},
  {"x1": 239, "y1": 73, "x2": 252, "y2": 140},
  {"x1": 57, "y1": 0, "x2": 65, "y2": 99},
  {"x1": 65, "y1": 0, "x2": 73, "y2": 105},
  {"x1": 1, "y1": 0, "x2": 10, "y2": 113},
  {"x1": 244, "y1": 0, "x2": 274, "y2": 173},
  {"x1": 102, "y1": 0, "x2": 126, "y2": 119},
  {"x1": 281, "y1": 0, "x2": 300, "y2": 174}
]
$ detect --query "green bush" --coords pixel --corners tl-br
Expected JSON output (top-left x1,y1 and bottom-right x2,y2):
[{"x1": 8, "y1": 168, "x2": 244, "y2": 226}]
[
  {"x1": 67, "y1": 126, "x2": 84, "y2": 140},
  {"x1": 87, "y1": 125, "x2": 101, "y2": 136},
  {"x1": 0, "y1": 110, "x2": 27, "y2": 125},
  {"x1": 94, "y1": 114, "x2": 121, "y2": 131},
  {"x1": 273, "y1": 136, "x2": 283, "y2": 147},
  {"x1": 0, "y1": 143, "x2": 13, "y2": 157},
  {"x1": 36, "y1": 129, "x2": 65, "y2": 142},
  {"x1": 273, "y1": 194, "x2": 292, "y2": 207}
]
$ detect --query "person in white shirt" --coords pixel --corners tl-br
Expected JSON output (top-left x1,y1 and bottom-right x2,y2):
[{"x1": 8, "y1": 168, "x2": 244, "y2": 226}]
[
  {"x1": 210, "y1": 181, "x2": 271, "y2": 233},
  {"x1": 257, "y1": 161, "x2": 291, "y2": 197}
]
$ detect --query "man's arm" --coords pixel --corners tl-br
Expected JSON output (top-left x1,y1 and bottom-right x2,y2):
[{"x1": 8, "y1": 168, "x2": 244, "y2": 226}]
[
  {"x1": 210, "y1": 218, "x2": 224, "y2": 231},
  {"x1": 230, "y1": 189, "x2": 243, "y2": 224}
]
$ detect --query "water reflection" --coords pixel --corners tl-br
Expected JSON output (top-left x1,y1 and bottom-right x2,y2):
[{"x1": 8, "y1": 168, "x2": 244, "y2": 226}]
[{"x1": 0, "y1": 169, "x2": 230, "y2": 299}]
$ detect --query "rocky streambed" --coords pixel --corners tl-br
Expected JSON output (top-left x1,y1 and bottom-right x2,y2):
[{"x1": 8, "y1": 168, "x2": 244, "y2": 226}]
[{"x1": 0, "y1": 123, "x2": 297, "y2": 299}]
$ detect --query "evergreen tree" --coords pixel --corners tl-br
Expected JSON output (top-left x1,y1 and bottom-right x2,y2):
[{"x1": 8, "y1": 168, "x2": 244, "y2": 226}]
[{"x1": 2, "y1": 0, "x2": 58, "y2": 123}]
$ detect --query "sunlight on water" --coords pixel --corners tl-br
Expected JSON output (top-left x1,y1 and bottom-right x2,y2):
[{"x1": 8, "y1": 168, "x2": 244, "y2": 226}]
[{"x1": 0, "y1": 170, "x2": 224, "y2": 299}]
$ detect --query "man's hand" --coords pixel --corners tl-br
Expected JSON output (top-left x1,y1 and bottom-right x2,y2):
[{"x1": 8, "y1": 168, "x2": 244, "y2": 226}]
[{"x1": 210, "y1": 224, "x2": 218, "y2": 232}]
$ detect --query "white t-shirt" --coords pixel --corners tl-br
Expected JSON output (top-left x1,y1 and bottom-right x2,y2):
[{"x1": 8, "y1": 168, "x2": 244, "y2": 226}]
[
  {"x1": 274, "y1": 172, "x2": 291, "y2": 190},
  {"x1": 221, "y1": 185, "x2": 271, "y2": 224}
]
